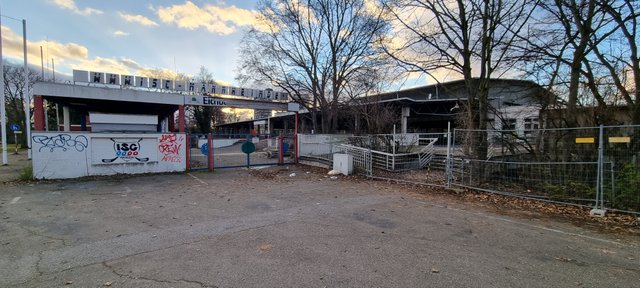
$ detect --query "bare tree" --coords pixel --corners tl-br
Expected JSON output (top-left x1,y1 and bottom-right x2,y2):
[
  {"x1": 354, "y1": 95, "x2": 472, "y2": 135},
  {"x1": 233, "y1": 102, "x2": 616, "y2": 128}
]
[
  {"x1": 589, "y1": 0, "x2": 640, "y2": 124},
  {"x1": 237, "y1": 0, "x2": 390, "y2": 133},
  {"x1": 190, "y1": 66, "x2": 225, "y2": 133},
  {"x1": 514, "y1": 0, "x2": 640, "y2": 128},
  {"x1": 383, "y1": 0, "x2": 538, "y2": 158},
  {"x1": 3, "y1": 65, "x2": 42, "y2": 144}
]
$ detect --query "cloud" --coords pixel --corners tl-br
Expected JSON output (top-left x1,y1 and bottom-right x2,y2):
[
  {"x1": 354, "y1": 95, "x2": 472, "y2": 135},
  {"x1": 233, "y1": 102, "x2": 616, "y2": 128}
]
[
  {"x1": 71, "y1": 57, "x2": 147, "y2": 75},
  {"x1": 118, "y1": 12, "x2": 158, "y2": 27},
  {"x1": 157, "y1": 1, "x2": 265, "y2": 35},
  {"x1": 51, "y1": 0, "x2": 103, "y2": 16},
  {"x1": 1, "y1": 25, "x2": 88, "y2": 68},
  {"x1": 113, "y1": 31, "x2": 129, "y2": 37},
  {"x1": 1, "y1": 25, "x2": 167, "y2": 78}
]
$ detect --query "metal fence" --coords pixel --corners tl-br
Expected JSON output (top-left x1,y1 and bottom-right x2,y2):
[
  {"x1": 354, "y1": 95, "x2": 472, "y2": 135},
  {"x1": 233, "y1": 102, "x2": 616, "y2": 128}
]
[
  {"x1": 188, "y1": 133, "x2": 212, "y2": 171},
  {"x1": 450, "y1": 125, "x2": 640, "y2": 214},
  {"x1": 298, "y1": 125, "x2": 640, "y2": 215},
  {"x1": 299, "y1": 133, "x2": 450, "y2": 186},
  {"x1": 205, "y1": 133, "x2": 295, "y2": 169}
]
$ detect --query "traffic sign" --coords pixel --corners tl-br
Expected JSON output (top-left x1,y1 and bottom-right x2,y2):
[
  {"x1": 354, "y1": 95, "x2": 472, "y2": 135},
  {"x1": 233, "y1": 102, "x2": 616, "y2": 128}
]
[
  {"x1": 10, "y1": 123, "x2": 20, "y2": 132},
  {"x1": 241, "y1": 142, "x2": 256, "y2": 154}
]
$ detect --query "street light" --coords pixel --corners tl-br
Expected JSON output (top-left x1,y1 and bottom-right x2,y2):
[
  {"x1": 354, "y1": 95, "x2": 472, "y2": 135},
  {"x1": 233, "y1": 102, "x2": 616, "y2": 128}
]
[
  {"x1": 0, "y1": 13, "x2": 31, "y2": 164},
  {"x1": 0, "y1": 8, "x2": 6, "y2": 165}
]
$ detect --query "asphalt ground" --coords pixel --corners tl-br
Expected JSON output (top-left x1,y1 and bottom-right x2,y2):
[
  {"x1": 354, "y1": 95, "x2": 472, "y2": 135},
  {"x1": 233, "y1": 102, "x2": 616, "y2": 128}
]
[{"x1": 0, "y1": 166, "x2": 638, "y2": 287}]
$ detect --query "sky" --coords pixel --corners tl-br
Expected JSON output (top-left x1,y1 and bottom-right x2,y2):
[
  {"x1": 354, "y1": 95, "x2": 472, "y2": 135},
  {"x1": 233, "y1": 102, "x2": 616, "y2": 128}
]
[{"x1": 0, "y1": 0, "x2": 267, "y2": 85}]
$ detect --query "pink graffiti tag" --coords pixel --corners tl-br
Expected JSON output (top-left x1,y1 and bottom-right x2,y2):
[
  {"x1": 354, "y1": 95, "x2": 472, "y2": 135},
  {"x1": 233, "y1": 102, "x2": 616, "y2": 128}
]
[{"x1": 159, "y1": 134, "x2": 184, "y2": 163}]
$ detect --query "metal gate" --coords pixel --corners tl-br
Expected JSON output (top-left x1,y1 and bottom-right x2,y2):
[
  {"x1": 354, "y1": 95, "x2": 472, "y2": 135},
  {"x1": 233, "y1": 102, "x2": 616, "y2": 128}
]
[
  {"x1": 213, "y1": 133, "x2": 295, "y2": 169},
  {"x1": 188, "y1": 133, "x2": 213, "y2": 171}
]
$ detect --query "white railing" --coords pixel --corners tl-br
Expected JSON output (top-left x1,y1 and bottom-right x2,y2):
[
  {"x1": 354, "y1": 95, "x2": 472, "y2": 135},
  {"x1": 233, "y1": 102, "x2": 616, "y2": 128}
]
[{"x1": 337, "y1": 137, "x2": 437, "y2": 172}]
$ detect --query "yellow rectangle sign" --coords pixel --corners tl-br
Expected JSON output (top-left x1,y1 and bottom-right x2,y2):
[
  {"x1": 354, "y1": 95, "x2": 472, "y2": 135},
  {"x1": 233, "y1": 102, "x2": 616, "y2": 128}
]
[
  {"x1": 609, "y1": 136, "x2": 630, "y2": 143},
  {"x1": 575, "y1": 137, "x2": 595, "y2": 144}
]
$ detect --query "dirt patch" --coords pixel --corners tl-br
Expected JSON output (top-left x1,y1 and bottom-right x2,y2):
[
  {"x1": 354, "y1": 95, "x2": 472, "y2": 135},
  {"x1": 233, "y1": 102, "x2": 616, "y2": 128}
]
[
  {"x1": 261, "y1": 164, "x2": 640, "y2": 238},
  {"x1": 402, "y1": 183, "x2": 640, "y2": 237}
]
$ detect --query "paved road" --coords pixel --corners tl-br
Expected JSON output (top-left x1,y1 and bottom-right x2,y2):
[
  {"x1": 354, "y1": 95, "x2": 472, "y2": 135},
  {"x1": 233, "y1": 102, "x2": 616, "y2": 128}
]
[{"x1": 0, "y1": 167, "x2": 638, "y2": 287}]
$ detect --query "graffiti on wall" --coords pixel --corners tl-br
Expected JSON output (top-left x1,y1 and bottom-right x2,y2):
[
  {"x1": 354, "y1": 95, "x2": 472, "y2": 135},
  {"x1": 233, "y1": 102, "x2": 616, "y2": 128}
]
[
  {"x1": 102, "y1": 138, "x2": 149, "y2": 163},
  {"x1": 32, "y1": 134, "x2": 89, "y2": 152},
  {"x1": 159, "y1": 134, "x2": 184, "y2": 163}
]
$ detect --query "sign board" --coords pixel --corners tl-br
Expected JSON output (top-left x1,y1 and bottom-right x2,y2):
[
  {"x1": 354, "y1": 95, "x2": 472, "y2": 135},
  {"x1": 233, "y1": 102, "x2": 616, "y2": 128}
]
[
  {"x1": 91, "y1": 137, "x2": 158, "y2": 165},
  {"x1": 609, "y1": 136, "x2": 630, "y2": 143},
  {"x1": 72, "y1": 69, "x2": 289, "y2": 101},
  {"x1": 10, "y1": 123, "x2": 20, "y2": 132},
  {"x1": 575, "y1": 137, "x2": 595, "y2": 144},
  {"x1": 287, "y1": 103, "x2": 300, "y2": 112},
  {"x1": 241, "y1": 142, "x2": 256, "y2": 154},
  {"x1": 185, "y1": 96, "x2": 227, "y2": 107}
]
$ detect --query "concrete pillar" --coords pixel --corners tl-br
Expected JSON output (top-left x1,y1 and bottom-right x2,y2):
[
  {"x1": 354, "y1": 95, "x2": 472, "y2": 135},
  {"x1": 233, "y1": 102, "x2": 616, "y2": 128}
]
[
  {"x1": 178, "y1": 105, "x2": 185, "y2": 133},
  {"x1": 63, "y1": 106, "x2": 71, "y2": 132},
  {"x1": 86, "y1": 114, "x2": 91, "y2": 132},
  {"x1": 401, "y1": 106, "x2": 410, "y2": 134},
  {"x1": 169, "y1": 112, "x2": 175, "y2": 132},
  {"x1": 80, "y1": 113, "x2": 87, "y2": 131},
  {"x1": 267, "y1": 117, "x2": 271, "y2": 135},
  {"x1": 44, "y1": 99, "x2": 49, "y2": 131},
  {"x1": 33, "y1": 96, "x2": 45, "y2": 131},
  {"x1": 354, "y1": 117, "x2": 360, "y2": 134}
]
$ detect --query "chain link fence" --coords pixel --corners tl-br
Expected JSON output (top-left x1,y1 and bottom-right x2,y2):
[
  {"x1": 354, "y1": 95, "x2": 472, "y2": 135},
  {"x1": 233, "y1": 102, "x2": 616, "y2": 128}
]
[
  {"x1": 451, "y1": 125, "x2": 639, "y2": 214},
  {"x1": 298, "y1": 125, "x2": 640, "y2": 215}
]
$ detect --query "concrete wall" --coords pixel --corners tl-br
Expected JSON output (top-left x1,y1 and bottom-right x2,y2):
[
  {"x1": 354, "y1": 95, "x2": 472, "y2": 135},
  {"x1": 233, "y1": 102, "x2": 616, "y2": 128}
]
[
  {"x1": 299, "y1": 134, "x2": 352, "y2": 158},
  {"x1": 32, "y1": 132, "x2": 186, "y2": 179}
]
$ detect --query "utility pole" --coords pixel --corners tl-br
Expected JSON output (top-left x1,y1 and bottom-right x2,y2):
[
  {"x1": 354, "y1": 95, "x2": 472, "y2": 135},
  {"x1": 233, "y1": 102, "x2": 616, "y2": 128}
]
[
  {"x1": 0, "y1": 8, "x2": 7, "y2": 165},
  {"x1": 23, "y1": 19, "x2": 31, "y2": 159}
]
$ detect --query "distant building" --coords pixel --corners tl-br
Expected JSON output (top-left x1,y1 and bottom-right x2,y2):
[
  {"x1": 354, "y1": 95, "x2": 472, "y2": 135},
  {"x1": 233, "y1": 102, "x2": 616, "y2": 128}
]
[{"x1": 215, "y1": 78, "x2": 549, "y2": 135}]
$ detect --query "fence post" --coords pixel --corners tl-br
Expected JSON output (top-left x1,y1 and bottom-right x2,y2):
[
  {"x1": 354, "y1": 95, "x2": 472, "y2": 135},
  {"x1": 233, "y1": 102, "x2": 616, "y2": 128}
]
[
  {"x1": 368, "y1": 135, "x2": 373, "y2": 177},
  {"x1": 185, "y1": 133, "x2": 190, "y2": 172},
  {"x1": 294, "y1": 112, "x2": 299, "y2": 164},
  {"x1": 279, "y1": 131, "x2": 283, "y2": 165},
  {"x1": 446, "y1": 122, "x2": 452, "y2": 188},
  {"x1": 591, "y1": 125, "x2": 606, "y2": 216},
  {"x1": 610, "y1": 162, "x2": 615, "y2": 207},
  {"x1": 208, "y1": 133, "x2": 213, "y2": 172}
]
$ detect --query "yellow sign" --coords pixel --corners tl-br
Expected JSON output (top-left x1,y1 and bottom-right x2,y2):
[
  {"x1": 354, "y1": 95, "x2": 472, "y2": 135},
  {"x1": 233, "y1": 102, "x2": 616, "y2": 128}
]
[
  {"x1": 609, "y1": 136, "x2": 630, "y2": 143},
  {"x1": 575, "y1": 137, "x2": 595, "y2": 144}
]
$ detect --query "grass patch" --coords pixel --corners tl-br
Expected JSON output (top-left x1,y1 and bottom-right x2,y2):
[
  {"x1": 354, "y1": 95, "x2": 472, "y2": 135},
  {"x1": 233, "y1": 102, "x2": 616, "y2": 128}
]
[{"x1": 18, "y1": 164, "x2": 33, "y2": 181}]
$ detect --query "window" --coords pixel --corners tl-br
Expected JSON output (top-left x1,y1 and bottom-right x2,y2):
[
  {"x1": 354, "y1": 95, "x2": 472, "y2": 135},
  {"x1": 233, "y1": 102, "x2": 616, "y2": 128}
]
[
  {"x1": 524, "y1": 118, "x2": 539, "y2": 135},
  {"x1": 502, "y1": 118, "x2": 517, "y2": 130},
  {"x1": 524, "y1": 118, "x2": 539, "y2": 130}
]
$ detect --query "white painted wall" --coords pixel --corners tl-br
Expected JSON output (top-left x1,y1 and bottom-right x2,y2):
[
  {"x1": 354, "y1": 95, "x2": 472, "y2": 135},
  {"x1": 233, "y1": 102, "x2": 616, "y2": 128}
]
[
  {"x1": 298, "y1": 134, "x2": 352, "y2": 157},
  {"x1": 32, "y1": 132, "x2": 187, "y2": 179},
  {"x1": 90, "y1": 113, "x2": 158, "y2": 125},
  {"x1": 492, "y1": 105, "x2": 540, "y2": 133}
]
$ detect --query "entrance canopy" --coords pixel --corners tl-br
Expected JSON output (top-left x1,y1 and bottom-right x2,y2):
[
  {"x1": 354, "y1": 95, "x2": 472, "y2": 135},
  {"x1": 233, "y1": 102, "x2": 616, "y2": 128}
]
[{"x1": 32, "y1": 82, "x2": 299, "y2": 133}]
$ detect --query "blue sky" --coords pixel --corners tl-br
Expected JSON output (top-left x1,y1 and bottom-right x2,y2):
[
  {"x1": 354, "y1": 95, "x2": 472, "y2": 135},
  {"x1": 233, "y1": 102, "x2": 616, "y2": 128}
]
[
  {"x1": 1, "y1": 0, "x2": 263, "y2": 85},
  {"x1": 1, "y1": 0, "x2": 433, "y2": 90}
]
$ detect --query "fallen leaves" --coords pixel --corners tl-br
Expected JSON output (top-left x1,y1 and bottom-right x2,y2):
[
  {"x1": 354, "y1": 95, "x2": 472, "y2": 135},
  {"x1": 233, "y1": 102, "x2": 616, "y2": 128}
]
[{"x1": 258, "y1": 244, "x2": 273, "y2": 253}]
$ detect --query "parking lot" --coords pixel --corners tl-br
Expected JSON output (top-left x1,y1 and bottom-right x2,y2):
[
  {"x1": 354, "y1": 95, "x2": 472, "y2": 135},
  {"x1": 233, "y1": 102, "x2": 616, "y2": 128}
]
[{"x1": 1, "y1": 166, "x2": 638, "y2": 287}]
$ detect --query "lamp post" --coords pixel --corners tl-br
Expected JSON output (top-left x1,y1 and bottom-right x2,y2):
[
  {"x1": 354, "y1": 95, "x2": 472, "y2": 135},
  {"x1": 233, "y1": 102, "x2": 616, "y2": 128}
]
[
  {"x1": 0, "y1": 13, "x2": 31, "y2": 163},
  {"x1": 23, "y1": 19, "x2": 31, "y2": 159},
  {"x1": 0, "y1": 8, "x2": 7, "y2": 165}
]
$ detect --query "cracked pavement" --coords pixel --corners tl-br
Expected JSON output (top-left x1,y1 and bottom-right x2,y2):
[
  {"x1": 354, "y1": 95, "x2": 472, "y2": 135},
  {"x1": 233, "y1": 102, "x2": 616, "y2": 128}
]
[{"x1": 0, "y1": 167, "x2": 638, "y2": 287}]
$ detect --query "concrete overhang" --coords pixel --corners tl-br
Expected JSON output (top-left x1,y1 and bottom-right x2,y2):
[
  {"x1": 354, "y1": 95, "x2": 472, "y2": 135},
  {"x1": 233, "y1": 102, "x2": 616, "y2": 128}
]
[
  {"x1": 33, "y1": 82, "x2": 184, "y2": 105},
  {"x1": 33, "y1": 82, "x2": 294, "y2": 112}
]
